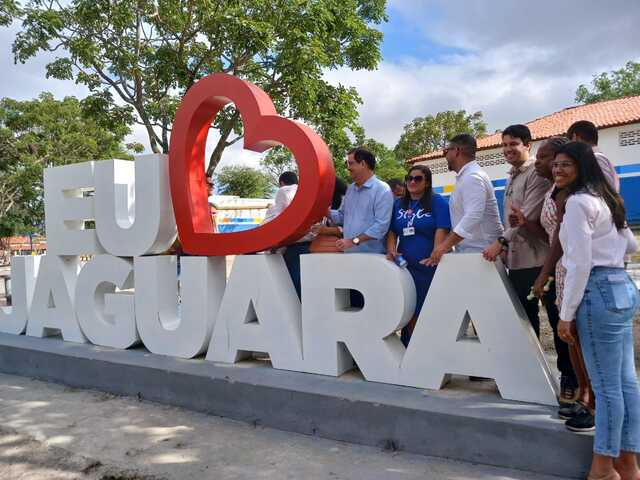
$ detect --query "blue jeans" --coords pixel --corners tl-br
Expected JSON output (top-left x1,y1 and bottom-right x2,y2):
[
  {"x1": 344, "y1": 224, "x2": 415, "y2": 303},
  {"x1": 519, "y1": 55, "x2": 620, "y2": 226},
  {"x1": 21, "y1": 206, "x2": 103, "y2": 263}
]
[{"x1": 576, "y1": 267, "x2": 640, "y2": 457}]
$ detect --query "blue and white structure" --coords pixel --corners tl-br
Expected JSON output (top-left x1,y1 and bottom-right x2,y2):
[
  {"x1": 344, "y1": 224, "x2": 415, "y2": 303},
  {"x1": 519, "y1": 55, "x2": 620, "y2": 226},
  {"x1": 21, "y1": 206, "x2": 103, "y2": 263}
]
[{"x1": 410, "y1": 96, "x2": 640, "y2": 224}]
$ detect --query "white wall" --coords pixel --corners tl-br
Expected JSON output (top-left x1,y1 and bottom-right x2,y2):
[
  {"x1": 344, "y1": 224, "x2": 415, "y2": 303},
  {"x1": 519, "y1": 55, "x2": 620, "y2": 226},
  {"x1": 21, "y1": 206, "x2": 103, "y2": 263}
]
[{"x1": 416, "y1": 121, "x2": 640, "y2": 188}]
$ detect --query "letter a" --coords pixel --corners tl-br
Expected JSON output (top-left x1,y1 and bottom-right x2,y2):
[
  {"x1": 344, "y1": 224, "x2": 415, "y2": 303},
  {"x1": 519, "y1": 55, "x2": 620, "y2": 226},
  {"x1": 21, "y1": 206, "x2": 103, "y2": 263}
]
[{"x1": 399, "y1": 254, "x2": 557, "y2": 405}]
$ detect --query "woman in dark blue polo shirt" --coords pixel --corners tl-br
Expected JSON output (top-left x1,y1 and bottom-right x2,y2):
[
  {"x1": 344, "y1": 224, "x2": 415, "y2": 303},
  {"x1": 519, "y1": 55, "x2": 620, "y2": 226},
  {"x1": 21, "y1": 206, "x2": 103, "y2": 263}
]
[{"x1": 387, "y1": 165, "x2": 451, "y2": 346}]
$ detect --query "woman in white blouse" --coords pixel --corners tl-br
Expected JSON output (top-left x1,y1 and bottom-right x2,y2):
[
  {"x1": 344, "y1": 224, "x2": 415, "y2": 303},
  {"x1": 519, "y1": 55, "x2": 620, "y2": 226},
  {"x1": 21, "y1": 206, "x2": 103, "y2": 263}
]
[{"x1": 555, "y1": 142, "x2": 639, "y2": 480}]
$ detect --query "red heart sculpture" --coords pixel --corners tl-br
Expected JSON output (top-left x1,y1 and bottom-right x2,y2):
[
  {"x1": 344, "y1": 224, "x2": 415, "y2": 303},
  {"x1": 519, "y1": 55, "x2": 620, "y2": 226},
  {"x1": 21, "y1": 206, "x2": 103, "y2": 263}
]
[{"x1": 169, "y1": 73, "x2": 335, "y2": 255}]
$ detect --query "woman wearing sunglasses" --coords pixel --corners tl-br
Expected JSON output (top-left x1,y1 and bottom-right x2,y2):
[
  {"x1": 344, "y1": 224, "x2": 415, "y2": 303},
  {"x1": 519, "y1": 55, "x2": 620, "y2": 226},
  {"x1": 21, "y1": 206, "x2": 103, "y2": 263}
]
[
  {"x1": 554, "y1": 142, "x2": 639, "y2": 480},
  {"x1": 386, "y1": 165, "x2": 451, "y2": 346}
]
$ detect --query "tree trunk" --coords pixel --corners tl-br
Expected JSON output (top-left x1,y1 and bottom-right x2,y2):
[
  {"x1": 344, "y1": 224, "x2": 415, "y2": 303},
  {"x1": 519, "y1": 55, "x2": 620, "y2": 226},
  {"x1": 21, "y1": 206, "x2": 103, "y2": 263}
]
[
  {"x1": 206, "y1": 112, "x2": 240, "y2": 178},
  {"x1": 161, "y1": 119, "x2": 169, "y2": 154}
]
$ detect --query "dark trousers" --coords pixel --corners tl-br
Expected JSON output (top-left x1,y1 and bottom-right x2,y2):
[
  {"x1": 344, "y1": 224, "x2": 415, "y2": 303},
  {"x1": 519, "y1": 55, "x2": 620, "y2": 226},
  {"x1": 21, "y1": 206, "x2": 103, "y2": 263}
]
[
  {"x1": 508, "y1": 266, "x2": 543, "y2": 337},
  {"x1": 542, "y1": 279, "x2": 576, "y2": 382},
  {"x1": 282, "y1": 242, "x2": 311, "y2": 300},
  {"x1": 508, "y1": 266, "x2": 576, "y2": 382}
]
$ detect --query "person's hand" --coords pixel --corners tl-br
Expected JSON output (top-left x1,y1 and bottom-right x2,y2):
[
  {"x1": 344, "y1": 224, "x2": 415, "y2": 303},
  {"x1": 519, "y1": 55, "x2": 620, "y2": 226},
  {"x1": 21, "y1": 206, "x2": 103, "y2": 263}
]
[
  {"x1": 532, "y1": 273, "x2": 547, "y2": 299},
  {"x1": 558, "y1": 320, "x2": 577, "y2": 345},
  {"x1": 310, "y1": 223, "x2": 323, "y2": 235},
  {"x1": 508, "y1": 206, "x2": 526, "y2": 228},
  {"x1": 386, "y1": 249, "x2": 398, "y2": 262},
  {"x1": 482, "y1": 240, "x2": 503, "y2": 262},
  {"x1": 424, "y1": 245, "x2": 446, "y2": 266},
  {"x1": 336, "y1": 238, "x2": 354, "y2": 251}
]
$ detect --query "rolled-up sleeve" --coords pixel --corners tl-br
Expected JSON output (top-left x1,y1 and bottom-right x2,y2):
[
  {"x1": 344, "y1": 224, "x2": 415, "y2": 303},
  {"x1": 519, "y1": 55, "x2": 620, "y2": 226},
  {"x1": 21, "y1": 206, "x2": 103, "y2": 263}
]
[
  {"x1": 560, "y1": 198, "x2": 594, "y2": 321},
  {"x1": 453, "y1": 173, "x2": 487, "y2": 239},
  {"x1": 363, "y1": 187, "x2": 393, "y2": 239}
]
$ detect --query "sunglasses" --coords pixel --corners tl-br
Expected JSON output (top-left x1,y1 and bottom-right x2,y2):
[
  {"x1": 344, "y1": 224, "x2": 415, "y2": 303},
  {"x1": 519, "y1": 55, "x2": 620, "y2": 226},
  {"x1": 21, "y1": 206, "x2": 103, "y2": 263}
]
[
  {"x1": 442, "y1": 145, "x2": 458, "y2": 155},
  {"x1": 405, "y1": 175, "x2": 425, "y2": 183}
]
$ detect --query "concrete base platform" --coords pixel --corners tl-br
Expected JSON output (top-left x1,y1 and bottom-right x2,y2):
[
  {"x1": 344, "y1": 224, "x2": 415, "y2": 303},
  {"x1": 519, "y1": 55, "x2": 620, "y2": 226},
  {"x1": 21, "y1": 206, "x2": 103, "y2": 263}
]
[{"x1": 0, "y1": 333, "x2": 591, "y2": 478}]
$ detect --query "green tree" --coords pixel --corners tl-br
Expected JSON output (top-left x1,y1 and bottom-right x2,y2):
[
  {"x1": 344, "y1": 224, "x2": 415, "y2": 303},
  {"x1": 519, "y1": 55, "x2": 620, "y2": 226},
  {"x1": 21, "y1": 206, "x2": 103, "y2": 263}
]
[
  {"x1": 260, "y1": 146, "x2": 297, "y2": 187},
  {"x1": 393, "y1": 110, "x2": 487, "y2": 162},
  {"x1": 11, "y1": 0, "x2": 386, "y2": 176},
  {"x1": 0, "y1": 0, "x2": 18, "y2": 26},
  {"x1": 0, "y1": 92, "x2": 139, "y2": 236},
  {"x1": 575, "y1": 61, "x2": 640, "y2": 104},
  {"x1": 359, "y1": 138, "x2": 405, "y2": 182},
  {"x1": 216, "y1": 165, "x2": 273, "y2": 198}
]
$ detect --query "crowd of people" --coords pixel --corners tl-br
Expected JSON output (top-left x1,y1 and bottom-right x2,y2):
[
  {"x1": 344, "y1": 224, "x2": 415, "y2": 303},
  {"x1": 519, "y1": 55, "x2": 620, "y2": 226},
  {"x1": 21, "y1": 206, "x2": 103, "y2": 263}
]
[{"x1": 271, "y1": 120, "x2": 639, "y2": 480}]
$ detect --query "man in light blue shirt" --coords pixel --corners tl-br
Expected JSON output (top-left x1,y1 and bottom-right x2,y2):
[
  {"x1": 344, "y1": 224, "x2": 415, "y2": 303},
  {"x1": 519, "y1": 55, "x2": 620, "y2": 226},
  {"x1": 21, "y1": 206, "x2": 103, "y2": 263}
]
[{"x1": 329, "y1": 147, "x2": 394, "y2": 254}]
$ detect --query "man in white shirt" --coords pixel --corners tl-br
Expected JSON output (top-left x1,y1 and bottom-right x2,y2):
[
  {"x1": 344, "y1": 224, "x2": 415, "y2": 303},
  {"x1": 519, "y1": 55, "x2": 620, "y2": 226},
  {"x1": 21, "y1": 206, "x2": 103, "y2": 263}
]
[
  {"x1": 425, "y1": 134, "x2": 503, "y2": 265},
  {"x1": 263, "y1": 171, "x2": 298, "y2": 223},
  {"x1": 567, "y1": 120, "x2": 620, "y2": 192}
]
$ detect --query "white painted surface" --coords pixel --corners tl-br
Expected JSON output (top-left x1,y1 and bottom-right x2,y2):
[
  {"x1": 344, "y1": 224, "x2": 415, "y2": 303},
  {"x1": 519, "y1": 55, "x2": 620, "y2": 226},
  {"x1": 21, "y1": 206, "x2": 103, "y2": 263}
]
[
  {"x1": 207, "y1": 254, "x2": 303, "y2": 371},
  {"x1": 94, "y1": 155, "x2": 177, "y2": 257},
  {"x1": 27, "y1": 255, "x2": 87, "y2": 343},
  {"x1": 399, "y1": 253, "x2": 558, "y2": 405},
  {"x1": 300, "y1": 253, "x2": 415, "y2": 383},
  {"x1": 75, "y1": 255, "x2": 138, "y2": 349},
  {"x1": 44, "y1": 162, "x2": 104, "y2": 256},
  {"x1": 135, "y1": 255, "x2": 225, "y2": 358},
  {"x1": 0, "y1": 256, "x2": 39, "y2": 334}
]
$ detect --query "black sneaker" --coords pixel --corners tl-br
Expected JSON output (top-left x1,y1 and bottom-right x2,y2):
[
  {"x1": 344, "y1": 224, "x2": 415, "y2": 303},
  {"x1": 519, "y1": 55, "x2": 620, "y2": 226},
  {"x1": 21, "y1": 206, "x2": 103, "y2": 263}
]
[
  {"x1": 565, "y1": 408, "x2": 595, "y2": 432},
  {"x1": 560, "y1": 375, "x2": 578, "y2": 405},
  {"x1": 558, "y1": 402, "x2": 582, "y2": 420}
]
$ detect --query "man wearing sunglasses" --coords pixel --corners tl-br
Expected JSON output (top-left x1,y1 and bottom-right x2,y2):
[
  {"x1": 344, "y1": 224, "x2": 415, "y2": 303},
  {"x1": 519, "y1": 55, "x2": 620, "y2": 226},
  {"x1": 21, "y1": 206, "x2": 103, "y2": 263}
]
[{"x1": 424, "y1": 134, "x2": 502, "y2": 266}]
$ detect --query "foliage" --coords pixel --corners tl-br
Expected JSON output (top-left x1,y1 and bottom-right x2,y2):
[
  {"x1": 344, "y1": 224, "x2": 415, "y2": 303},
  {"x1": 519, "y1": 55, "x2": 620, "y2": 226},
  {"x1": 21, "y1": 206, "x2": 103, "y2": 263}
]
[
  {"x1": 393, "y1": 110, "x2": 487, "y2": 162},
  {"x1": 0, "y1": 92, "x2": 137, "y2": 236},
  {"x1": 215, "y1": 165, "x2": 273, "y2": 198},
  {"x1": 0, "y1": 0, "x2": 18, "y2": 26},
  {"x1": 575, "y1": 61, "x2": 640, "y2": 104},
  {"x1": 359, "y1": 138, "x2": 405, "y2": 182},
  {"x1": 11, "y1": 0, "x2": 387, "y2": 176},
  {"x1": 260, "y1": 146, "x2": 297, "y2": 186}
]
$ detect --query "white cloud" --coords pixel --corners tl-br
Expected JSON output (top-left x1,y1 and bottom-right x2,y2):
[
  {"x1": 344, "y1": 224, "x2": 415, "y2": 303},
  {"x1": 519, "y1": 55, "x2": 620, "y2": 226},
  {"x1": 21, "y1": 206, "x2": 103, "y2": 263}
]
[{"x1": 326, "y1": 0, "x2": 640, "y2": 148}]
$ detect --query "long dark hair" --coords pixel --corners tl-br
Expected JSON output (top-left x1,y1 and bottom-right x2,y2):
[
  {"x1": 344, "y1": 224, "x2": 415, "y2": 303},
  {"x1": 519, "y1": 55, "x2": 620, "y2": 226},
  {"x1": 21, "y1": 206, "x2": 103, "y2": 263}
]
[
  {"x1": 555, "y1": 142, "x2": 626, "y2": 229},
  {"x1": 401, "y1": 165, "x2": 433, "y2": 212}
]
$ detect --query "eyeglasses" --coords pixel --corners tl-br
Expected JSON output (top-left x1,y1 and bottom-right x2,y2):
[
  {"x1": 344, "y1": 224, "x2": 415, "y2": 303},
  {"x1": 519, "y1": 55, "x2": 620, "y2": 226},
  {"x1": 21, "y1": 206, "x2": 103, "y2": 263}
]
[
  {"x1": 405, "y1": 175, "x2": 425, "y2": 183},
  {"x1": 443, "y1": 145, "x2": 458, "y2": 155},
  {"x1": 551, "y1": 161, "x2": 575, "y2": 170}
]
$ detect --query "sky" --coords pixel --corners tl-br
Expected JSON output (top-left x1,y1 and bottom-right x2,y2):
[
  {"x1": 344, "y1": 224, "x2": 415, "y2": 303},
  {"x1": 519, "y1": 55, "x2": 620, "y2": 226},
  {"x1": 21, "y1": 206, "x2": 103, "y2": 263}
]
[{"x1": 1, "y1": 0, "x2": 639, "y2": 169}]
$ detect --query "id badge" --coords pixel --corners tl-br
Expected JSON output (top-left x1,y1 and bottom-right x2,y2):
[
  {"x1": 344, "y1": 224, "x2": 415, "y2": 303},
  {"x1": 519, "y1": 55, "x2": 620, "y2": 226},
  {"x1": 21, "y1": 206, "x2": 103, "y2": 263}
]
[{"x1": 403, "y1": 227, "x2": 415, "y2": 236}]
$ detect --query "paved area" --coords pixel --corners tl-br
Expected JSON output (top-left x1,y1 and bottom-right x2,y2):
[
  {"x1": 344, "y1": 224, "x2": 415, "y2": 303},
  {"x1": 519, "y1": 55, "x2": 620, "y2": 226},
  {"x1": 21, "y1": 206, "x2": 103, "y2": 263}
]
[{"x1": 0, "y1": 373, "x2": 566, "y2": 480}]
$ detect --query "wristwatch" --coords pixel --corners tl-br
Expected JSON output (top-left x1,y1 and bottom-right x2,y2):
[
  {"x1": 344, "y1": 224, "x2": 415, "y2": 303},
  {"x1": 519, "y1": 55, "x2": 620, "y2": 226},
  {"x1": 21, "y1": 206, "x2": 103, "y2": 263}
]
[
  {"x1": 498, "y1": 236, "x2": 509, "y2": 249},
  {"x1": 352, "y1": 237, "x2": 361, "y2": 245}
]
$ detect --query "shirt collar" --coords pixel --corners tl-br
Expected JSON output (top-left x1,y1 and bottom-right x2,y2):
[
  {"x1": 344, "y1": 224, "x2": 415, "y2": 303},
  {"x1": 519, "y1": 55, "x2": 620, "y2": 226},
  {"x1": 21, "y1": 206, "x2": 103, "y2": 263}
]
[
  {"x1": 508, "y1": 158, "x2": 534, "y2": 177},
  {"x1": 456, "y1": 160, "x2": 477, "y2": 178},
  {"x1": 355, "y1": 175, "x2": 377, "y2": 189}
]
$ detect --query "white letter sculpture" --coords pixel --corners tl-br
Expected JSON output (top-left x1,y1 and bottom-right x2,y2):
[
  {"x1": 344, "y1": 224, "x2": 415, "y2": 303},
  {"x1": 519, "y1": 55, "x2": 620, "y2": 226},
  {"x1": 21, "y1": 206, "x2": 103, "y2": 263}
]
[
  {"x1": 135, "y1": 256, "x2": 225, "y2": 358},
  {"x1": 44, "y1": 162, "x2": 104, "y2": 256},
  {"x1": 300, "y1": 253, "x2": 415, "y2": 383},
  {"x1": 95, "y1": 155, "x2": 177, "y2": 257},
  {"x1": 0, "y1": 256, "x2": 40, "y2": 334},
  {"x1": 399, "y1": 254, "x2": 558, "y2": 405},
  {"x1": 75, "y1": 255, "x2": 137, "y2": 349},
  {"x1": 207, "y1": 254, "x2": 303, "y2": 371},
  {"x1": 27, "y1": 255, "x2": 87, "y2": 343}
]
